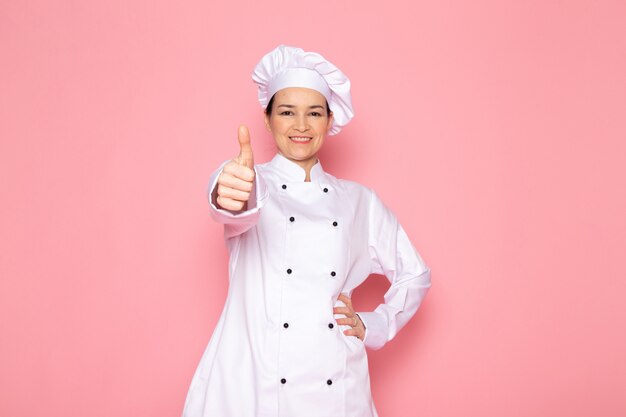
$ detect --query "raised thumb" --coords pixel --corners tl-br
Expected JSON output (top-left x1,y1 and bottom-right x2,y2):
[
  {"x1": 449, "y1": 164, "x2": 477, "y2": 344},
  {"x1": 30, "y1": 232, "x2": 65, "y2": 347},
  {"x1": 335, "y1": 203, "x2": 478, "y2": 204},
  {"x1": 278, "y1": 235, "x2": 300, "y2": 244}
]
[{"x1": 236, "y1": 125, "x2": 254, "y2": 169}]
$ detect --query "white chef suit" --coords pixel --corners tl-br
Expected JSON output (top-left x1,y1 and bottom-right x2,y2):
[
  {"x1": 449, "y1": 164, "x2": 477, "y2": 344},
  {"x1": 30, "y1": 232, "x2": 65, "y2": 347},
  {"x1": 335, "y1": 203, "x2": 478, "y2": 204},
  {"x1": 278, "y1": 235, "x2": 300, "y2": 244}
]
[{"x1": 182, "y1": 152, "x2": 431, "y2": 417}]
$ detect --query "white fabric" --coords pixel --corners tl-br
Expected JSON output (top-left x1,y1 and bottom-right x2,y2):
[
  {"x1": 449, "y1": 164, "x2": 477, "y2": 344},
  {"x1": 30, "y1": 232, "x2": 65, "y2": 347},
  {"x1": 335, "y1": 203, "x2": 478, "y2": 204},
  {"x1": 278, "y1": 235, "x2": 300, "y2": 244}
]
[
  {"x1": 252, "y1": 45, "x2": 355, "y2": 136},
  {"x1": 182, "y1": 153, "x2": 431, "y2": 417},
  {"x1": 268, "y1": 68, "x2": 331, "y2": 104}
]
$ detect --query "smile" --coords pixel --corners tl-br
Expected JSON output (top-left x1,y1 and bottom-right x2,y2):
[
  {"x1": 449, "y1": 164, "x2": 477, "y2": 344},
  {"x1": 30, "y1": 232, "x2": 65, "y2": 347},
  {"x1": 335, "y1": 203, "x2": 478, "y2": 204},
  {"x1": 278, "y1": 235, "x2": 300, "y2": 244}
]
[{"x1": 289, "y1": 136, "x2": 313, "y2": 143}]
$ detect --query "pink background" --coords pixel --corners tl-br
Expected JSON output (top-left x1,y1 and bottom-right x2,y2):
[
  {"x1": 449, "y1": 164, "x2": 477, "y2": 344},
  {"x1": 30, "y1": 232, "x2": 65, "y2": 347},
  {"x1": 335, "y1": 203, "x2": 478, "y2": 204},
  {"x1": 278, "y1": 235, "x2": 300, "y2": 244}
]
[{"x1": 1, "y1": 1, "x2": 625, "y2": 416}]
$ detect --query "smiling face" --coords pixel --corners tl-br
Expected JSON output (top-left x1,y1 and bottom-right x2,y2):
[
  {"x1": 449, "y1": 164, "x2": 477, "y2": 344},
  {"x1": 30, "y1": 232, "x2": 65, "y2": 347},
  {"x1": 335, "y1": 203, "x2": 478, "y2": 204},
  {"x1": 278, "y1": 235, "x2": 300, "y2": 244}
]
[{"x1": 264, "y1": 87, "x2": 334, "y2": 175}]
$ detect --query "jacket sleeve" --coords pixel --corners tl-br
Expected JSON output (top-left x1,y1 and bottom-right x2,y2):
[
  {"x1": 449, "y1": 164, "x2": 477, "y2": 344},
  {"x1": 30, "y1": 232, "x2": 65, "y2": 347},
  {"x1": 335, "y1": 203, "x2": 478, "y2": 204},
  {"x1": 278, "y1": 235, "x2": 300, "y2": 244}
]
[
  {"x1": 207, "y1": 158, "x2": 269, "y2": 240},
  {"x1": 355, "y1": 188, "x2": 432, "y2": 350}
]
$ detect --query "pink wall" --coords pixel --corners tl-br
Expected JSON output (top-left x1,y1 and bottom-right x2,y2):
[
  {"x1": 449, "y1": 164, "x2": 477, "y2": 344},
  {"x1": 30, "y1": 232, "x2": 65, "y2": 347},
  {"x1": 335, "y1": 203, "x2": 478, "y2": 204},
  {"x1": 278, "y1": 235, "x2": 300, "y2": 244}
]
[{"x1": 1, "y1": 1, "x2": 625, "y2": 416}]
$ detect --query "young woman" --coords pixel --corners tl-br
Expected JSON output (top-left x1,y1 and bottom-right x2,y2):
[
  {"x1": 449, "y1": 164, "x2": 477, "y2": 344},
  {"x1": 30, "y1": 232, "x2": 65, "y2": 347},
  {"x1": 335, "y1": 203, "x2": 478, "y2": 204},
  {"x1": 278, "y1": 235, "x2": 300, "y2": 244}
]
[{"x1": 182, "y1": 45, "x2": 431, "y2": 417}]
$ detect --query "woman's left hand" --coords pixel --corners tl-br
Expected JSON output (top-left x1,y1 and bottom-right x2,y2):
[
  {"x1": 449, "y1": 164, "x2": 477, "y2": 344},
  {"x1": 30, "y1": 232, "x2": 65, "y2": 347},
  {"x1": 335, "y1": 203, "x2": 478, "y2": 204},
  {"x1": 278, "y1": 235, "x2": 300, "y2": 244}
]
[{"x1": 333, "y1": 293, "x2": 366, "y2": 341}]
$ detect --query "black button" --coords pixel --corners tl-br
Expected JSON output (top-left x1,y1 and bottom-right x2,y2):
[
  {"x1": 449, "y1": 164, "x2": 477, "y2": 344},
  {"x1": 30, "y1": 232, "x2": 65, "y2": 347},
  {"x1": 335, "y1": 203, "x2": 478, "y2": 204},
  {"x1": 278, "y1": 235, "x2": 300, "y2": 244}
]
[
  {"x1": 327, "y1": 379, "x2": 333, "y2": 385},
  {"x1": 323, "y1": 187, "x2": 328, "y2": 193},
  {"x1": 287, "y1": 268, "x2": 292, "y2": 274},
  {"x1": 282, "y1": 184, "x2": 287, "y2": 189},
  {"x1": 289, "y1": 216, "x2": 295, "y2": 222},
  {"x1": 281, "y1": 378, "x2": 287, "y2": 384},
  {"x1": 328, "y1": 323, "x2": 334, "y2": 329},
  {"x1": 332, "y1": 221, "x2": 338, "y2": 227},
  {"x1": 330, "y1": 271, "x2": 336, "y2": 277},
  {"x1": 283, "y1": 322, "x2": 289, "y2": 328}
]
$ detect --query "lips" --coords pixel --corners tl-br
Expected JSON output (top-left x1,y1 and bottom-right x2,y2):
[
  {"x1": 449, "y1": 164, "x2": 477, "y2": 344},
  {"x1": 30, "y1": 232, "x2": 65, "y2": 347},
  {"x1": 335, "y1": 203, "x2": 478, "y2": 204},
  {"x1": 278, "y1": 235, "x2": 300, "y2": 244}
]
[{"x1": 289, "y1": 136, "x2": 313, "y2": 143}]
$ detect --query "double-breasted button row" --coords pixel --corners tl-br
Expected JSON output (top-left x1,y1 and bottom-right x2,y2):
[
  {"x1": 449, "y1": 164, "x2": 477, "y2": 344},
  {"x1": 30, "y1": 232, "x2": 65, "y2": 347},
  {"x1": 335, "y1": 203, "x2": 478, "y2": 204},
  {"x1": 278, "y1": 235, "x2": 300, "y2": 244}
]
[
  {"x1": 281, "y1": 183, "x2": 330, "y2": 193},
  {"x1": 281, "y1": 322, "x2": 336, "y2": 329},
  {"x1": 279, "y1": 378, "x2": 334, "y2": 385},
  {"x1": 280, "y1": 181, "x2": 339, "y2": 390},
  {"x1": 286, "y1": 216, "x2": 337, "y2": 227},
  {"x1": 284, "y1": 269, "x2": 337, "y2": 277}
]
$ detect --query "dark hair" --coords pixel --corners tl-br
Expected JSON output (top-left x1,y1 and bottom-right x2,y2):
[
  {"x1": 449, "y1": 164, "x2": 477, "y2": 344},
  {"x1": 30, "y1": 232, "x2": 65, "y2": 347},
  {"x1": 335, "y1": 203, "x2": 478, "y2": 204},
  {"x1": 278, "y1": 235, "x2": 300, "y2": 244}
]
[{"x1": 265, "y1": 93, "x2": 331, "y2": 117}]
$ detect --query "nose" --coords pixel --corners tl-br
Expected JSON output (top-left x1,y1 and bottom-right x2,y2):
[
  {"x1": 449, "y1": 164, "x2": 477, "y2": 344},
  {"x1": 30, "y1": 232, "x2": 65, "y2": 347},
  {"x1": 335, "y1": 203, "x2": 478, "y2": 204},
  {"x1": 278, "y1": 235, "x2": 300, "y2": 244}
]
[{"x1": 294, "y1": 114, "x2": 309, "y2": 132}]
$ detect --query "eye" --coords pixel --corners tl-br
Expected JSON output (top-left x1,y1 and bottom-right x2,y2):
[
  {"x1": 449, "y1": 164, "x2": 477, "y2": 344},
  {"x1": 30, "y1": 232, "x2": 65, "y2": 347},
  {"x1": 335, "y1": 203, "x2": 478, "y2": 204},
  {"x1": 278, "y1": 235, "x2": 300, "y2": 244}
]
[
  {"x1": 309, "y1": 111, "x2": 322, "y2": 117},
  {"x1": 280, "y1": 110, "x2": 294, "y2": 116}
]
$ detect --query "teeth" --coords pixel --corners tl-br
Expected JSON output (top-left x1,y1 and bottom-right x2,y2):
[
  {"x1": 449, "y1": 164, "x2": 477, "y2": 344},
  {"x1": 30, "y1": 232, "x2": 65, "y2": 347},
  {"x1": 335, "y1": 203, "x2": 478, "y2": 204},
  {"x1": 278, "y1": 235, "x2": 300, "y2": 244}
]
[{"x1": 290, "y1": 137, "x2": 312, "y2": 142}]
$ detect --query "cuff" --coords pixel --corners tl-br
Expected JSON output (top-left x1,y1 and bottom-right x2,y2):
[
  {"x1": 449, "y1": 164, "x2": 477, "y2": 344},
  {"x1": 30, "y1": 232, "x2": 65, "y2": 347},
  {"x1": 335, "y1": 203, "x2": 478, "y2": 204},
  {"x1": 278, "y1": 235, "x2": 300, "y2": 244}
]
[{"x1": 354, "y1": 310, "x2": 388, "y2": 350}]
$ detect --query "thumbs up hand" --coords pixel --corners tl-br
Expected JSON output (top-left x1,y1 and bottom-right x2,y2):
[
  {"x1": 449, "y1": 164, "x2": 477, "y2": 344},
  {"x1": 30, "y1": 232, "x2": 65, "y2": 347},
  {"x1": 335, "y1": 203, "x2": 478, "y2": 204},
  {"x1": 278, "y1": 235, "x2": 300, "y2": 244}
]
[{"x1": 215, "y1": 125, "x2": 256, "y2": 212}]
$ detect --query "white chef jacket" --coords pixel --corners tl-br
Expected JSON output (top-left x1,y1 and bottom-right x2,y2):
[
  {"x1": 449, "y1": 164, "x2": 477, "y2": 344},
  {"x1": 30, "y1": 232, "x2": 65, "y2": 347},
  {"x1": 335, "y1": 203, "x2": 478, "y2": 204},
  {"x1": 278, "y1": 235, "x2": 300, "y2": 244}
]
[{"x1": 182, "y1": 152, "x2": 431, "y2": 417}]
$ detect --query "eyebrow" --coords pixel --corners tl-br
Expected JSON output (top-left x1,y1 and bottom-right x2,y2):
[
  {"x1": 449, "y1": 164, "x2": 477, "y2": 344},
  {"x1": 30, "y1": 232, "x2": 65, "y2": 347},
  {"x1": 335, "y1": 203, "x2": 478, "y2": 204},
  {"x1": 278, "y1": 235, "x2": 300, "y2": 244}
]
[{"x1": 277, "y1": 104, "x2": 325, "y2": 110}]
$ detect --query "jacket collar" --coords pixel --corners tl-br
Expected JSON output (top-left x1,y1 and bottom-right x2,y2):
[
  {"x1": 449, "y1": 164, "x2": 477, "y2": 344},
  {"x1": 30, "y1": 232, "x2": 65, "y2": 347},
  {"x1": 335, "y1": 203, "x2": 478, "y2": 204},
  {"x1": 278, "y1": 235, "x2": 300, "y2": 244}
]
[{"x1": 269, "y1": 152, "x2": 327, "y2": 183}]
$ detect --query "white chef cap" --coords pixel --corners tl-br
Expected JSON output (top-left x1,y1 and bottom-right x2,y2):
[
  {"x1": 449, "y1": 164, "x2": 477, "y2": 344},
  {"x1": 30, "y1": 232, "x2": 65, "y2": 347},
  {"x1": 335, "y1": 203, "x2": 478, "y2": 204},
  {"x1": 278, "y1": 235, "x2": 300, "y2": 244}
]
[{"x1": 252, "y1": 44, "x2": 354, "y2": 135}]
